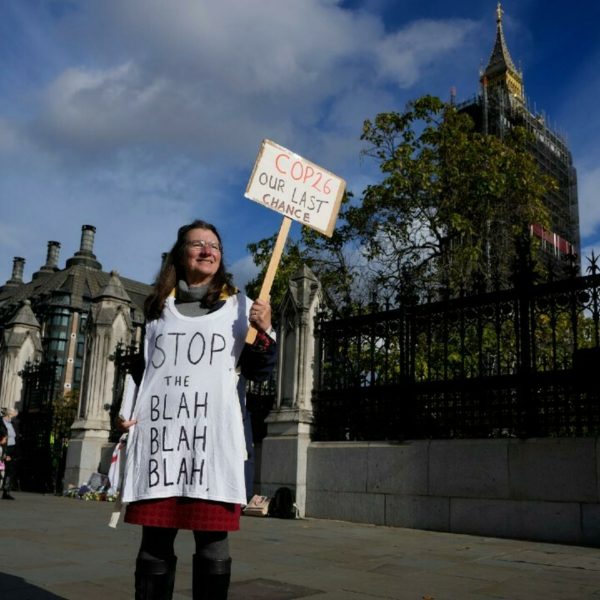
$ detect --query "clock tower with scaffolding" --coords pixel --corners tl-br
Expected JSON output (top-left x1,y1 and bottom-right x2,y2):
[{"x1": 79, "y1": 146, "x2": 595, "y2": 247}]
[{"x1": 459, "y1": 3, "x2": 580, "y2": 271}]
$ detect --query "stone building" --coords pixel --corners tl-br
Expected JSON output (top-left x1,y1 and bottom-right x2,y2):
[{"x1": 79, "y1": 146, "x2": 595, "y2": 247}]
[
  {"x1": 458, "y1": 3, "x2": 580, "y2": 272},
  {"x1": 0, "y1": 225, "x2": 152, "y2": 488}
]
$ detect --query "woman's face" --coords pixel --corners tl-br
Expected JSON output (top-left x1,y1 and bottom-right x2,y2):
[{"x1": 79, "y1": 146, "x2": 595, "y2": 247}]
[{"x1": 182, "y1": 227, "x2": 222, "y2": 286}]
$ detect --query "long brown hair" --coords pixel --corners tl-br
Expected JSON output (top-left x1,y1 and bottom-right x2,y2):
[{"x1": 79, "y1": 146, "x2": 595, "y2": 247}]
[{"x1": 144, "y1": 220, "x2": 236, "y2": 320}]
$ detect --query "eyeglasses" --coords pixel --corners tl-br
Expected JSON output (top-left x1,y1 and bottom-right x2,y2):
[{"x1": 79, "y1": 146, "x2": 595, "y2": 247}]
[{"x1": 186, "y1": 240, "x2": 221, "y2": 252}]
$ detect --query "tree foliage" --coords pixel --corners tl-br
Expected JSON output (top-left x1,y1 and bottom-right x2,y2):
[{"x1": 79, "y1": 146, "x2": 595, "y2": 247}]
[
  {"x1": 356, "y1": 95, "x2": 553, "y2": 298},
  {"x1": 245, "y1": 193, "x2": 359, "y2": 310},
  {"x1": 52, "y1": 390, "x2": 79, "y2": 447},
  {"x1": 246, "y1": 95, "x2": 554, "y2": 309}
]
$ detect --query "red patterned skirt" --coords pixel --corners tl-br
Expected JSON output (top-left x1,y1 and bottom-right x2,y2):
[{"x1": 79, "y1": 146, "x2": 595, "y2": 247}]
[{"x1": 124, "y1": 497, "x2": 241, "y2": 531}]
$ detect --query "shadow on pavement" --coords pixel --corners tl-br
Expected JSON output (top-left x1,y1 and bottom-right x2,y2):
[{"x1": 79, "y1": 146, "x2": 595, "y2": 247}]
[
  {"x1": 230, "y1": 578, "x2": 322, "y2": 599},
  {"x1": 0, "y1": 572, "x2": 66, "y2": 599}
]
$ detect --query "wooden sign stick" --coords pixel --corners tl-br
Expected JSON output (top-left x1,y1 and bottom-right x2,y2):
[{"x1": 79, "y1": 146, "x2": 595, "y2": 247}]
[{"x1": 245, "y1": 216, "x2": 292, "y2": 344}]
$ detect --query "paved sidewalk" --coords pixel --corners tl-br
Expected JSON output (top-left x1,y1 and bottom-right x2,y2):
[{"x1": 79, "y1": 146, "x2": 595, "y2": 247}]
[{"x1": 1, "y1": 492, "x2": 599, "y2": 599}]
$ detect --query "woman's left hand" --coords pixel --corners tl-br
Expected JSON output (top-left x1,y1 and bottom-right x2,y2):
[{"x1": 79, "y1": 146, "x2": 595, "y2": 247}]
[
  {"x1": 116, "y1": 417, "x2": 138, "y2": 432},
  {"x1": 249, "y1": 299, "x2": 272, "y2": 333}
]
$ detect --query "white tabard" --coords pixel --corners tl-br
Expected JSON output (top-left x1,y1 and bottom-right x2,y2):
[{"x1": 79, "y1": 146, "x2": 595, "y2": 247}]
[{"x1": 121, "y1": 294, "x2": 250, "y2": 505}]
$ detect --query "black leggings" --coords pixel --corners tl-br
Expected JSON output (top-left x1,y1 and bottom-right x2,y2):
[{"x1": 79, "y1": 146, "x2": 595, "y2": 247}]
[{"x1": 138, "y1": 526, "x2": 229, "y2": 561}]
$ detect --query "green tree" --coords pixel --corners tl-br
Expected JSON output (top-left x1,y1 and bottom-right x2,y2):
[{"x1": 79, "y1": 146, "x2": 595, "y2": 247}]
[
  {"x1": 51, "y1": 390, "x2": 79, "y2": 492},
  {"x1": 246, "y1": 95, "x2": 555, "y2": 307},
  {"x1": 356, "y1": 95, "x2": 553, "y2": 298},
  {"x1": 245, "y1": 234, "x2": 306, "y2": 309},
  {"x1": 245, "y1": 193, "x2": 359, "y2": 311}
]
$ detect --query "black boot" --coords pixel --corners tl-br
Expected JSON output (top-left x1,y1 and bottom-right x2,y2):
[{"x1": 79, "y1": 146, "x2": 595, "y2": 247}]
[
  {"x1": 135, "y1": 555, "x2": 177, "y2": 600},
  {"x1": 193, "y1": 556, "x2": 231, "y2": 600}
]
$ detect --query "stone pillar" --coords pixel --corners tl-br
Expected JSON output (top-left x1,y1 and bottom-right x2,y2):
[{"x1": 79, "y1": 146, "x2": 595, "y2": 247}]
[
  {"x1": 64, "y1": 272, "x2": 132, "y2": 487},
  {"x1": 45, "y1": 240, "x2": 61, "y2": 269},
  {"x1": 33, "y1": 242, "x2": 62, "y2": 280},
  {"x1": 3, "y1": 257, "x2": 26, "y2": 288},
  {"x1": 0, "y1": 300, "x2": 42, "y2": 411},
  {"x1": 65, "y1": 225, "x2": 102, "y2": 270},
  {"x1": 260, "y1": 265, "x2": 322, "y2": 516},
  {"x1": 79, "y1": 225, "x2": 96, "y2": 255}
]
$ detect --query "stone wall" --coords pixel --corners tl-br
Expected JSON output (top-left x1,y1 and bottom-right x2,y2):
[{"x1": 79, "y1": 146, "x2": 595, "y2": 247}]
[
  {"x1": 304, "y1": 438, "x2": 600, "y2": 546},
  {"x1": 258, "y1": 266, "x2": 600, "y2": 544}
]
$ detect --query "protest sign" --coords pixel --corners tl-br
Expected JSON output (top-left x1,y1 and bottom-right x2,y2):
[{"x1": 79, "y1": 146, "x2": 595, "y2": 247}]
[
  {"x1": 245, "y1": 139, "x2": 345, "y2": 237},
  {"x1": 244, "y1": 139, "x2": 345, "y2": 343}
]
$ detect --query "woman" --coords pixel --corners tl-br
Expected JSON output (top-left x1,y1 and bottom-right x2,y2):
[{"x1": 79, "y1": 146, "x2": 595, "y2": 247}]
[{"x1": 119, "y1": 220, "x2": 276, "y2": 600}]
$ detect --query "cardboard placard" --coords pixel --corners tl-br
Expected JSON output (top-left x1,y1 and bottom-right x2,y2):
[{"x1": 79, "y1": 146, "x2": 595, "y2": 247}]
[{"x1": 245, "y1": 139, "x2": 345, "y2": 237}]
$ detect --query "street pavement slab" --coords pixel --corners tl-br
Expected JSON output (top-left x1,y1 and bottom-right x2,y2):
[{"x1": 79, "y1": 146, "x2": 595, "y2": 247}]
[{"x1": 0, "y1": 492, "x2": 599, "y2": 599}]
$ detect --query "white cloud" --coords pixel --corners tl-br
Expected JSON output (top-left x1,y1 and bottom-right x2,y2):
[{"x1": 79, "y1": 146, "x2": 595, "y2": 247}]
[
  {"x1": 229, "y1": 254, "x2": 259, "y2": 294},
  {"x1": 0, "y1": 0, "x2": 483, "y2": 285},
  {"x1": 0, "y1": 119, "x2": 20, "y2": 154},
  {"x1": 25, "y1": 2, "x2": 477, "y2": 167},
  {"x1": 375, "y1": 19, "x2": 477, "y2": 88},
  {"x1": 0, "y1": 118, "x2": 39, "y2": 160},
  {"x1": 578, "y1": 165, "x2": 600, "y2": 240},
  {"x1": 38, "y1": 62, "x2": 167, "y2": 144},
  {"x1": 555, "y1": 47, "x2": 600, "y2": 247}
]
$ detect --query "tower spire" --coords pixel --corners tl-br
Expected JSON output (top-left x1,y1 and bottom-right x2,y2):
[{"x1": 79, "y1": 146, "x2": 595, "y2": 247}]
[{"x1": 481, "y1": 2, "x2": 524, "y2": 103}]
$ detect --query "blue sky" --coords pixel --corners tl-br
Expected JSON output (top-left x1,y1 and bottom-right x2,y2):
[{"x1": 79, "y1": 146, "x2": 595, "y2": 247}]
[{"x1": 1, "y1": 0, "x2": 599, "y2": 290}]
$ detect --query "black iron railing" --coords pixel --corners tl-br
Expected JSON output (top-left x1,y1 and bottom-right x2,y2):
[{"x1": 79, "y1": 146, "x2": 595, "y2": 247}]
[
  {"x1": 110, "y1": 341, "x2": 142, "y2": 442},
  {"x1": 245, "y1": 377, "x2": 276, "y2": 444},
  {"x1": 314, "y1": 255, "x2": 600, "y2": 441},
  {"x1": 18, "y1": 357, "x2": 62, "y2": 492}
]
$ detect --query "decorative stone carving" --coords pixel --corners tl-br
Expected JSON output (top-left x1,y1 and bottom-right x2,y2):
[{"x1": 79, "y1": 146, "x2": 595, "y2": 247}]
[
  {"x1": 0, "y1": 300, "x2": 42, "y2": 411},
  {"x1": 64, "y1": 272, "x2": 133, "y2": 487},
  {"x1": 260, "y1": 265, "x2": 323, "y2": 516}
]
